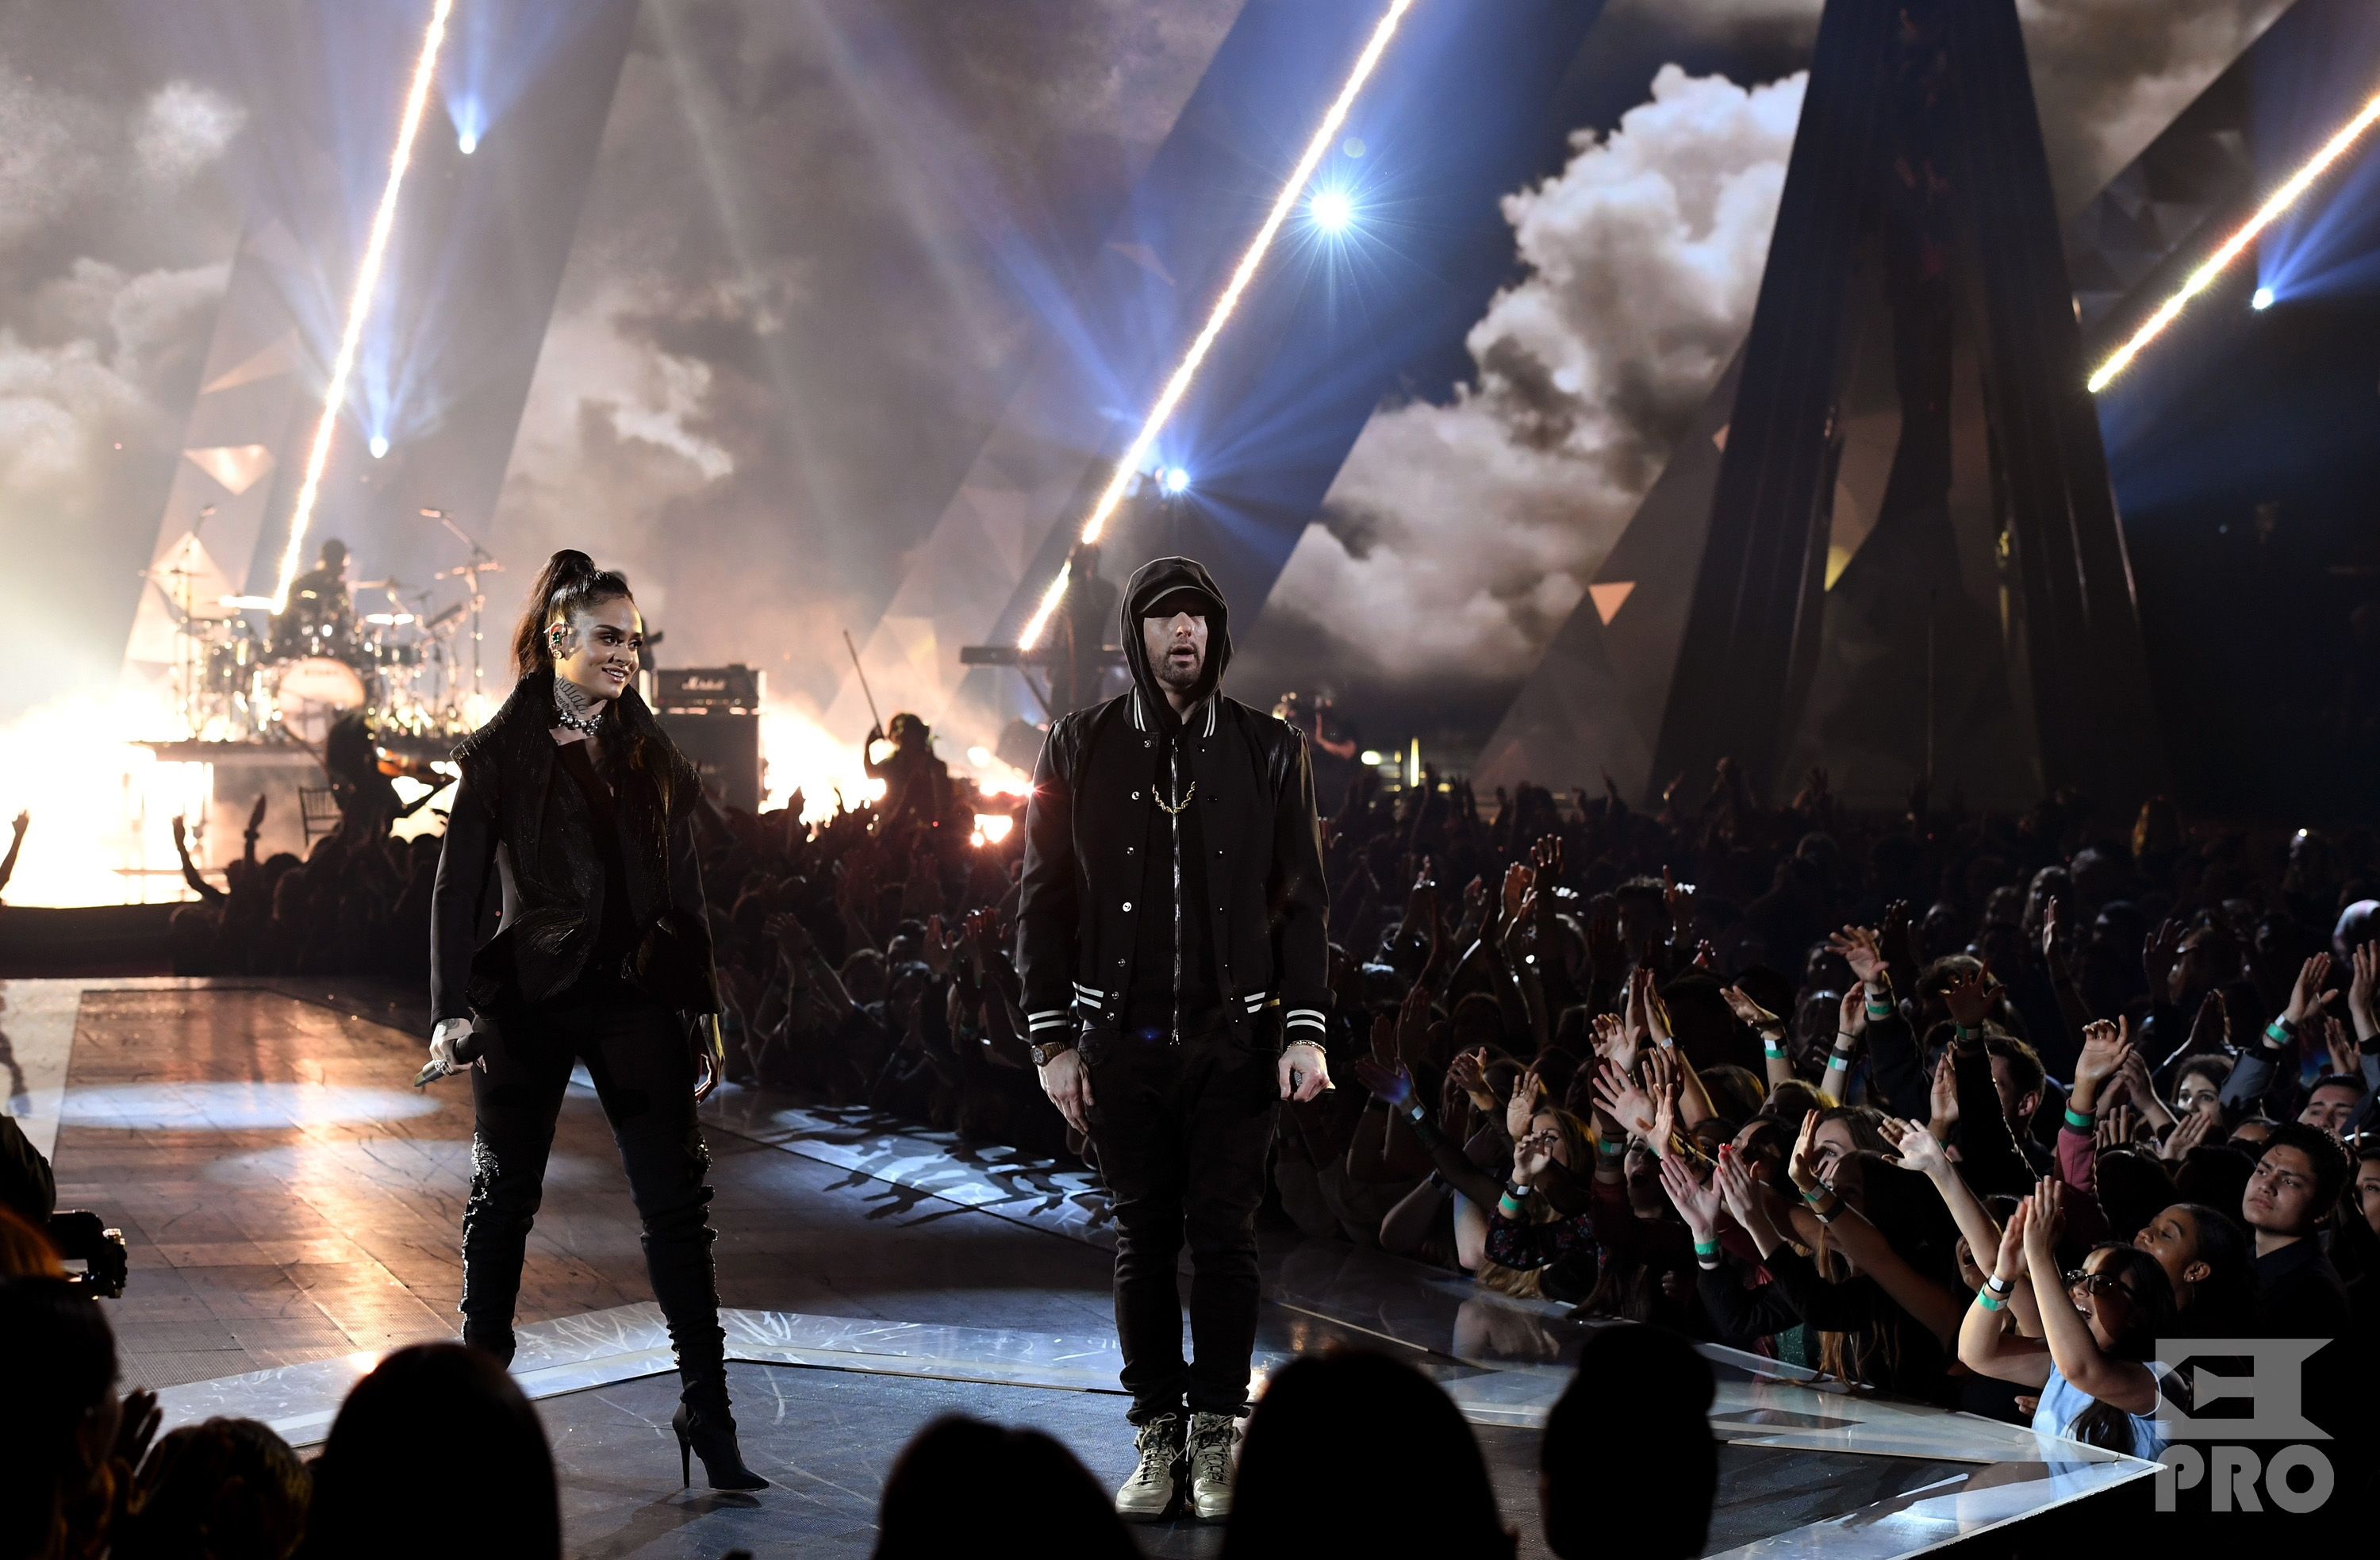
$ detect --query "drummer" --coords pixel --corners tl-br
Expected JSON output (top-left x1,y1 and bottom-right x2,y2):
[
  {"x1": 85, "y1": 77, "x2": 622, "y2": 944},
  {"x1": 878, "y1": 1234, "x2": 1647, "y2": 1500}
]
[{"x1": 271, "y1": 538, "x2": 358, "y2": 659}]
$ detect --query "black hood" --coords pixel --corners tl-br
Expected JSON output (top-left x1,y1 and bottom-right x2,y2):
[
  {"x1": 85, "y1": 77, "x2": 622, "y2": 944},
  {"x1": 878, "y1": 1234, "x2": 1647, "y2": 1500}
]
[{"x1": 1119, "y1": 555, "x2": 1230, "y2": 710}]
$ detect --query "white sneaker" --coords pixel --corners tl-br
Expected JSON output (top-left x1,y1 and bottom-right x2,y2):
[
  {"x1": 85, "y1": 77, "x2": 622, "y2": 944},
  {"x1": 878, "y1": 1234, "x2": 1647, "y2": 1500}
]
[
  {"x1": 1188, "y1": 1412, "x2": 1239, "y2": 1523},
  {"x1": 1115, "y1": 1413, "x2": 1184, "y2": 1522}
]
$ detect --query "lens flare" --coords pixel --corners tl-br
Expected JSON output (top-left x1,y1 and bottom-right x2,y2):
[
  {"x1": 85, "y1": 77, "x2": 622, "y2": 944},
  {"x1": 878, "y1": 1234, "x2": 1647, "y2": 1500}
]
[
  {"x1": 2251, "y1": 286, "x2": 2274, "y2": 310},
  {"x1": 1309, "y1": 188, "x2": 1355, "y2": 232},
  {"x1": 270, "y1": 0, "x2": 455, "y2": 611},
  {"x1": 2088, "y1": 83, "x2": 2380, "y2": 393},
  {"x1": 1018, "y1": 0, "x2": 1416, "y2": 649}
]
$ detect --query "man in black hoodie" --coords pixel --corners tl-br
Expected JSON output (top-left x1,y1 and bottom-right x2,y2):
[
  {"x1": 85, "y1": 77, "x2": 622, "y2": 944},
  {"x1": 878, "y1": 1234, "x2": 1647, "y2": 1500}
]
[{"x1": 1018, "y1": 555, "x2": 1331, "y2": 1523}]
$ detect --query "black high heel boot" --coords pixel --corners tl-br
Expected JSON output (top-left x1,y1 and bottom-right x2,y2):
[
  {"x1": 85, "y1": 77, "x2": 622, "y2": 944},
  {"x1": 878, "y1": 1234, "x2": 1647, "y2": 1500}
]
[{"x1": 673, "y1": 1394, "x2": 769, "y2": 1491}]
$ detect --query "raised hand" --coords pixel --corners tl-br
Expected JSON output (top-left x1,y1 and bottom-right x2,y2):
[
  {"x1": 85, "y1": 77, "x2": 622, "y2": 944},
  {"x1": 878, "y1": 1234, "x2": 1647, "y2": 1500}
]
[
  {"x1": 1499, "y1": 862, "x2": 1534, "y2": 924},
  {"x1": 1837, "y1": 981, "x2": 1868, "y2": 1044},
  {"x1": 1659, "y1": 1153, "x2": 1722, "y2": 1239},
  {"x1": 1994, "y1": 1197, "x2": 2031, "y2": 1279},
  {"x1": 1787, "y1": 1111, "x2": 1824, "y2": 1195},
  {"x1": 2040, "y1": 897, "x2": 2062, "y2": 962},
  {"x1": 1511, "y1": 1128, "x2": 1561, "y2": 1186},
  {"x1": 1395, "y1": 982, "x2": 1434, "y2": 1066},
  {"x1": 1891, "y1": 1117, "x2": 1951, "y2": 1177},
  {"x1": 1449, "y1": 1047, "x2": 1497, "y2": 1113},
  {"x1": 1827, "y1": 924, "x2": 1886, "y2": 984},
  {"x1": 1368, "y1": 1012, "x2": 1399, "y2": 1073},
  {"x1": 2158, "y1": 1109, "x2": 2214, "y2": 1164},
  {"x1": 2186, "y1": 988, "x2": 2228, "y2": 1056},
  {"x1": 2322, "y1": 1014, "x2": 2357, "y2": 1080},
  {"x1": 1942, "y1": 965, "x2": 1998, "y2": 1031},
  {"x1": 1928, "y1": 1046, "x2": 1960, "y2": 1133},
  {"x1": 246, "y1": 793, "x2": 268, "y2": 833},
  {"x1": 1504, "y1": 1063, "x2": 1543, "y2": 1140},
  {"x1": 1353, "y1": 1055, "x2": 1416, "y2": 1109},
  {"x1": 2143, "y1": 918, "x2": 2185, "y2": 1003},
  {"x1": 1590, "y1": 1012, "x2": 1638, "y2": 1075},
  {"x1": 1645, "y1": 1047, "x2": 1682, "y2": 1157},
  {"x1": 2284, "y1": 953, "x2": 2334, "y2": 1027},
  {"x1": 2096, "y1": 1103, "x2": 2138, "y2": 1150},
  {"x1": 1878, "y1": 900, "x2": 1914, "y2": 973},
  {"x1": 2023, "y1": 1176, "x2": 2065, "y2": 1255},
  {"x1": 1714, "y1": 1146, "x2": 1768, "y2": 1235},
  {"x1": 919, "y1": 914, "x2": 957, "y2": 978},
  {"x1": 1590, "y1": 1058, "x2": 1655, "y2": 1139},
  {"x1": 1722, "y1": 983, "x2": 1782, "y2": 1031},
  {"x1": 2070, "y1": 1020, "x2": 2129, "y2": 1112},
  {"x1": 2350, "y1": 942, "x2": 2378, "y2": 1040},
  {"x1": 1637, "y1": 968, "x2": 1675, "y2": 1049}
]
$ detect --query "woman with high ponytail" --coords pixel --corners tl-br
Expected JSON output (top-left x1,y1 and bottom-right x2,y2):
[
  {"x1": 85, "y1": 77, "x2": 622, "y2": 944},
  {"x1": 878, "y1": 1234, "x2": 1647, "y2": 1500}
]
[{"x1": 428, "y1": 548, "x2": 766, "y2": 1492}]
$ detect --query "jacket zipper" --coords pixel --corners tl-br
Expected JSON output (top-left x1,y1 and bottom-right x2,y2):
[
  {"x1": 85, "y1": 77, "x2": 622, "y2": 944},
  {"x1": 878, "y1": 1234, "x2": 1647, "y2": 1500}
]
[{"x1": 1169, "y1": 737, "x2": 1183, "y2": 1046}]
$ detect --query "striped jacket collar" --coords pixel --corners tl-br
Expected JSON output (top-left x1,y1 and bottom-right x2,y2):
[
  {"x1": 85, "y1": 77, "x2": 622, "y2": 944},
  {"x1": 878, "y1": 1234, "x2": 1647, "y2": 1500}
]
[{"x1": 1128, "y1": 687, "x2": 1217, "y2": 739}]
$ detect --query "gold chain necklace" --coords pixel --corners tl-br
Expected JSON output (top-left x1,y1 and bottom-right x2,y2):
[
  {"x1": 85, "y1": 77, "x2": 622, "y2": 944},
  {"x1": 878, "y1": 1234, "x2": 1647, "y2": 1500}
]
[{"x1": 1154, "y1": 782, "x2": 1196, "y2": 815}]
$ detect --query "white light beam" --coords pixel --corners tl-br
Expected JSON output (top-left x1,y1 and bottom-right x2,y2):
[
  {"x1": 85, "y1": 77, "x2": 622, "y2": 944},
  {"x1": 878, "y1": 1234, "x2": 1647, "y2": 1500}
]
[
  {"x1": 271, "y1": 0, "x2": 455, "y2": 610},
  {"x1": 2088, "y1": 83, "x2": 2380, "y2": 394},
  {"x1": 1018, "y1": 0, "x2": 1415, "y2": 648}
]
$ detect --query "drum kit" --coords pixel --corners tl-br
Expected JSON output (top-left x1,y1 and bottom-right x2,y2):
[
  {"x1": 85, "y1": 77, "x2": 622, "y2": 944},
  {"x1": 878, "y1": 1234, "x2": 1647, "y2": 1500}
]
[{"x1": 153, "y1": 509, "x2": 505, "y2": 747}]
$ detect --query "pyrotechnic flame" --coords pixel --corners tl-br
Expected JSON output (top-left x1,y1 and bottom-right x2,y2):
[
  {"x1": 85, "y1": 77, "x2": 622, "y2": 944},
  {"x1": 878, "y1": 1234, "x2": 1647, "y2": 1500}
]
[
  {"x1": 0, "y1": 693, "x2": 210, "y2": 907},
  {"x1": 271, "y1": 0, "x2": 455, "y2": 611},
  {"x1": 1018, "y1": 0, "x2": 1416, "y2": 650}
]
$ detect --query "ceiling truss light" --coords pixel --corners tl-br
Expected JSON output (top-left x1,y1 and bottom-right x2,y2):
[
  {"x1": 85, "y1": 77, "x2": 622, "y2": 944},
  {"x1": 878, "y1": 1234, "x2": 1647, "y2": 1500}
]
[
  {"x1": 2088, "y1": 83, "x2": 2380, "y2": 393},
  {"x1": 270, "y1": 0, "x2": 454, "y2": 610},
  {"x1": 1017, "y1": 0, "x2": 1416, "y2": 649}
]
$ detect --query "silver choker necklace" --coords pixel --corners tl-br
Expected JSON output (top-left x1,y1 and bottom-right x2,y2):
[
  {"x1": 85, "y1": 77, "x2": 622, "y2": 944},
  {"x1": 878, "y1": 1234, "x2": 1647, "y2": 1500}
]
[{"x1": 553, "y1": 680, "x2": 605, "y2": 736}]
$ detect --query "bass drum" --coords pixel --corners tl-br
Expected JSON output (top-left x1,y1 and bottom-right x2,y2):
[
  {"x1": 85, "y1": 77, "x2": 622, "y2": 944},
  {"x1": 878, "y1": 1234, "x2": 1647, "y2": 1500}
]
[{"x1": 268, "y1": 656, "x2": 367, "y2": 744}]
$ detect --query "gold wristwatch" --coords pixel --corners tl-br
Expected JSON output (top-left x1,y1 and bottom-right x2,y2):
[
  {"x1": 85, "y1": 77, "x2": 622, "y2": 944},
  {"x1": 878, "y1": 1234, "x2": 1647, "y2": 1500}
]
[{"x1": 1028, "y1": 1036, "x2": 1075, "y2": 1068}]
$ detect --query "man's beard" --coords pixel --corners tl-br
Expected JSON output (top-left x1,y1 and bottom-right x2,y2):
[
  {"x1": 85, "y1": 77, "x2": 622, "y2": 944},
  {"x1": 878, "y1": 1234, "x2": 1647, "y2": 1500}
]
[{"x1": 1154, "y1": 655, "x2": 1203, "y2": 696}]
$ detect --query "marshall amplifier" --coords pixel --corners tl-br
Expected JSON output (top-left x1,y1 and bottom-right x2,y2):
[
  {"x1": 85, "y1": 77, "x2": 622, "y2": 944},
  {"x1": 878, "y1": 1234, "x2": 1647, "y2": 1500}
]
[
  {"x1": 658, "y1": 712, "x2": 762, "y2": 813},
  {"x1": 656, "y1": 665, "x2": 762, "y2": 711}
]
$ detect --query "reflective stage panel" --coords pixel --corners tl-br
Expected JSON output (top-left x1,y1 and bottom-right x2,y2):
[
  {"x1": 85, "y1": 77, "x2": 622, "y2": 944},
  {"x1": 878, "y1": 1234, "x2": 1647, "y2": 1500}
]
[{"x1": 33, "y1": 980, "x2": 2152, "y2": 1557}]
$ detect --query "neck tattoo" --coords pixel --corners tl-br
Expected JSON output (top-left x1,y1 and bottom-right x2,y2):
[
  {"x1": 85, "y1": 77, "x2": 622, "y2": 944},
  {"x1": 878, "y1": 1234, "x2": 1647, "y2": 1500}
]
[{"x1": 553, "y1": 677, "x2": 605, "y2": 736}]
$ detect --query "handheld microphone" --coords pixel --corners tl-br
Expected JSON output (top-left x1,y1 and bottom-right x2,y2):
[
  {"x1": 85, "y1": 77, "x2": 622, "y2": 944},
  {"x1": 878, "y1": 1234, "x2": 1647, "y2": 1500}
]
[{"x1": 413, "y1": 1029, "x2": 484, "y2": 1089}]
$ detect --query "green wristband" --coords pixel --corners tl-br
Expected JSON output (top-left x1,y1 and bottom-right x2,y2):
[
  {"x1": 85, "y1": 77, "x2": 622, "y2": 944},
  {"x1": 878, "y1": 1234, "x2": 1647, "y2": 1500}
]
[
  {"x1": 2063, "y1": 1106, "x2": 2093, "y2": 1131},
  {"x1": 1693, "y1": 1239, "x2": 1720, "y2": 1257},
  {"x1": 1498, "y1": 1193, "x2": 1525, "y2": 1218},
  {"x1": 1763, "y1": 1043, "x2": 1785, "y2": 1059},
  {"x1": 1975, "y1": 1289, "x2": 2002, "y2": 1312}
]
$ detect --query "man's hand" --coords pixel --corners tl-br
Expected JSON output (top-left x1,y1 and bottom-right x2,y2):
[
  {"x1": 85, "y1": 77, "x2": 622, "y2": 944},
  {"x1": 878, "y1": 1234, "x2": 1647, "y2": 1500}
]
[
  {"x1": 1039, "y1": 1047, "x2": 1094, "y2": 1134},
  {"x1": 1279, "y1": 1040, "x2": 1330, "y2": 1102},
  {"x1": 2349, "y1": 942, "x2": 2378, "y2": 1042}
]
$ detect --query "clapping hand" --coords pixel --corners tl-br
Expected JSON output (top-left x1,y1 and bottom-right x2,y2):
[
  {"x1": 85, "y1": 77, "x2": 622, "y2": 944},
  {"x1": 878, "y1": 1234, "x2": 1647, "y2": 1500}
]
[
  {"x1": 1590, "y1": 1012, "x2": 1638, "y2": 1075},
  {"x1": 1722, "y1": 983, "x2": 1780, "y2": 1032}
]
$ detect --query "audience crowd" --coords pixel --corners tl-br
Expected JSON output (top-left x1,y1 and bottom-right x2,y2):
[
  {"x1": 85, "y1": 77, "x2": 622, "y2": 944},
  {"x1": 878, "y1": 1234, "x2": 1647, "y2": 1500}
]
[{"x1": 18, "y1": 741, "x2": 2378, "y2": 1552}]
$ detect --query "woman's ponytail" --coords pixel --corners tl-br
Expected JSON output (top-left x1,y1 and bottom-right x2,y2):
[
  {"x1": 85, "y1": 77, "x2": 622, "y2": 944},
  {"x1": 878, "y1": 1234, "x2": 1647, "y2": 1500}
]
[{"x1": 511, "y1": 549, "x2": 633, "y2": 678}]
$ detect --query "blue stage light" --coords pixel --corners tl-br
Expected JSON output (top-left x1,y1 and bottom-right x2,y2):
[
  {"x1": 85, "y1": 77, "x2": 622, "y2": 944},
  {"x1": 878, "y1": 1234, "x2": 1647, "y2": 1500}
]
[
  {"x1": 1309, "y1": 188, "x2": 1355, "y2": 233},
  {"x1": 1162, "y1": 467, "x2": 1190, "y2": 494},
  {"x1": 459, "y1": 127, "x2": 479, "y2": 155},
  {"x1": 2251, "y1": 286, "x2": 2274, "y2": 310},
  {"x1": 369, "y1": 436, "x2": 390, "y2": 459}
]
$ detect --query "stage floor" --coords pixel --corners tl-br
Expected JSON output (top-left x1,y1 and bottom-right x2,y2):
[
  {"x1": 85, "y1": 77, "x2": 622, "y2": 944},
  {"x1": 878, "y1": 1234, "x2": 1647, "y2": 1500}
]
[{"x1": 2, "y1": 977, "x2": 2156, "y2": 1558}]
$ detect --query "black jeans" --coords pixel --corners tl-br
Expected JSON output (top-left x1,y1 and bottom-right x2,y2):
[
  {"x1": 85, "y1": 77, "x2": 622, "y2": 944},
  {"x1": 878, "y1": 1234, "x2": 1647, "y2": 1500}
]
[
  {"x1": 459, "y1": 993, "x2": 727, "y2": 1400},
  {"x1": 1084, "y1": 1026, "x2": 1279, "y2": 1423}
]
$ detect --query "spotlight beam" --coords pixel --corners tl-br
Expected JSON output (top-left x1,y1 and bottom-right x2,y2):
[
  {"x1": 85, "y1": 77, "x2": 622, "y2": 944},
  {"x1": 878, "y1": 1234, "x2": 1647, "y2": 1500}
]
[
  {"x1": 2088, "y1": 83, "x2": 2380, "y2": 394},
  {"x1": 1017, "y1": 0, "x2": 1415, "y2": 648},
  {"x1": 270, "y1": 0, "x2": 455, "y2": 610}
]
